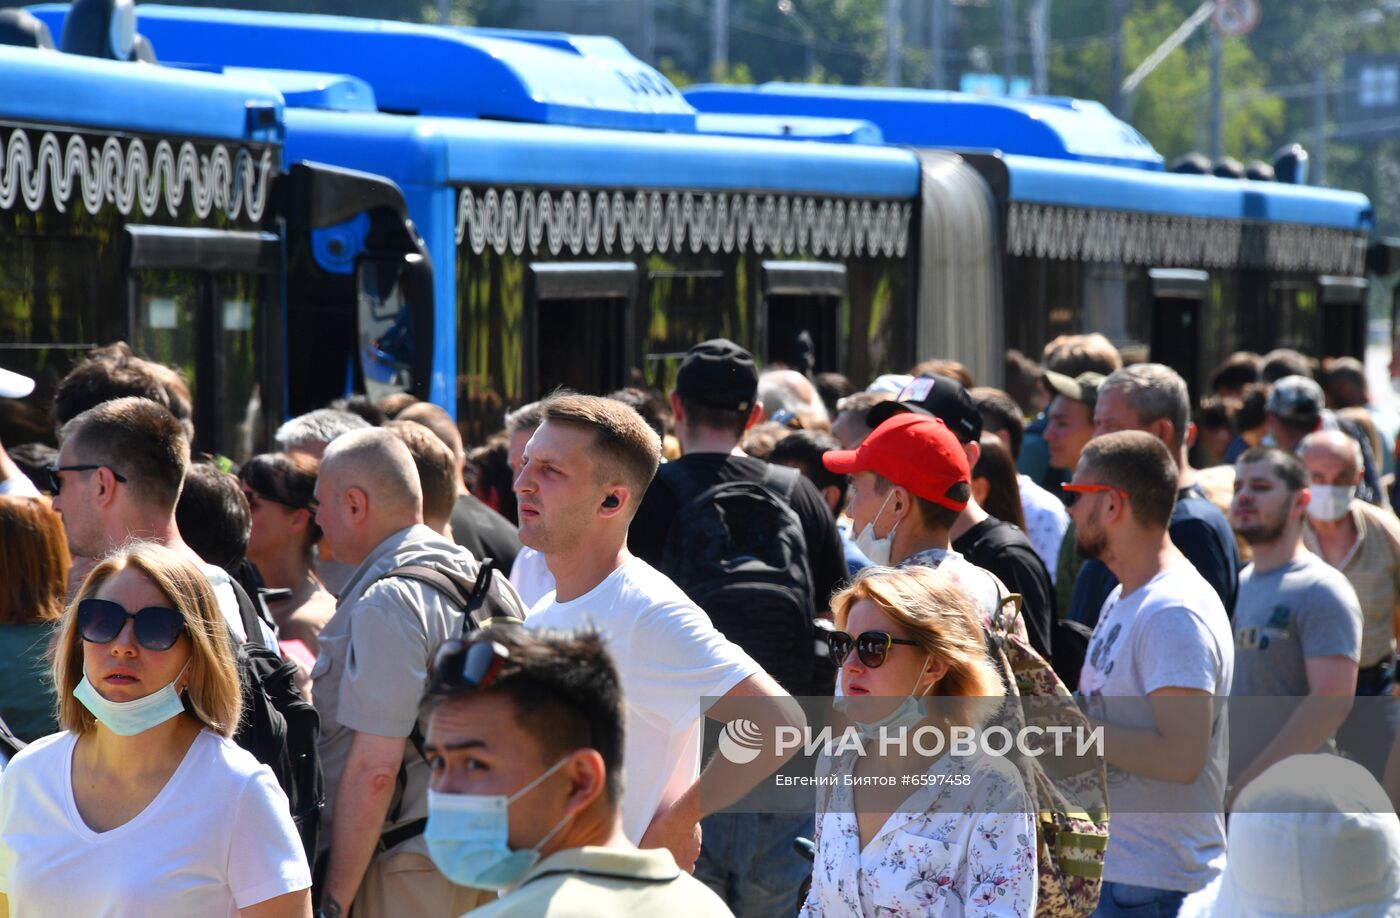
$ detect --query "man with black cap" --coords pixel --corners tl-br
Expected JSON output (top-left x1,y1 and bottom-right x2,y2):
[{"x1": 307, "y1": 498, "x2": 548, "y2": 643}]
[
  {"x1": 626, "y1": 338, "x2": 843, "y2": 916},
  {"x1": 864, "y1": 375, "x2": 1056, "y2": 659}
]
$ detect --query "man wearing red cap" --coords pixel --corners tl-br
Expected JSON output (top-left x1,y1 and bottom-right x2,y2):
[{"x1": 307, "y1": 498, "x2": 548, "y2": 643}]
[{"x1": 823, "y1": 413, "x2": 1028, "y2": 642}]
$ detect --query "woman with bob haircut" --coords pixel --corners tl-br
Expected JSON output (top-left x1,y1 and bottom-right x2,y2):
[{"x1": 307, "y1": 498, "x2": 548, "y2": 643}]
[
  {"x1": 801, "y1": 565, "x2": 1037, "y2": 917},
  {"x1": 0, "y1": 542, "x2": 311, "y2": 917}
]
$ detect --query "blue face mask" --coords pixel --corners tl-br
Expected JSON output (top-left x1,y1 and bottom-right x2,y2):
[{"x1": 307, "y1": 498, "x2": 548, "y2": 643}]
[
  {"x1": 73, "y1": 660, "x2": 190, "y2": 737},
  {"x1": 425, "y1": 757, "x2": 571, "y2": 891},
  {"x1": 834, "y1": 659, "x2": 932, "y2": 739}
]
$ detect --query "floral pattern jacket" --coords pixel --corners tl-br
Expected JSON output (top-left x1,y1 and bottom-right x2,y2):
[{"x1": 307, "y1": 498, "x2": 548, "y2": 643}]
[{"x1": 799, "y1": 748, "x2": 1038, "y2": 917}]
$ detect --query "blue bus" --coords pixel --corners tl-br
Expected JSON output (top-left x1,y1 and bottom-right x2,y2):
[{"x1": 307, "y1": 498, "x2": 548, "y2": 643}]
[
  {"x1": 24, "y1": 4, "x2": 1385, "y2": 442},
  {"x1": 0, "y1": 3, "x2": 432, "y2": 460}
]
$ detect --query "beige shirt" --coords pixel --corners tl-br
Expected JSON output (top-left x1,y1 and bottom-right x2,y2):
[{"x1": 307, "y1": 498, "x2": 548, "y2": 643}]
[
  {"x1": 1304, "y1": 500, "x2": 1400, "y2": 667},
  {"x1": 465, "y1": 846, "x2": 733, "y2": 917},
  {"x1": 312, "y1": 525, "x2": 526, "y2": 857}
]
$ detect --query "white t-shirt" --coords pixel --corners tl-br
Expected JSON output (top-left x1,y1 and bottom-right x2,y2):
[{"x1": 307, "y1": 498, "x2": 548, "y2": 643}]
[
  {"x1": 527, "y1": 557, "x2": 761, "y2": 842},
  {"x1": 0, "y1": 730, "x2": 310, "y2": 916},
  {"x1": 510, "y1": 546, "x2": 556, "y2": 612}
]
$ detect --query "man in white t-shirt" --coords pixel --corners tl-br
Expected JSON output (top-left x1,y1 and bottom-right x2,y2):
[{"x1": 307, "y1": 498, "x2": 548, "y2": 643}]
[
  {"x1": 1070, "y1": 431, "x2": 1234, "y2": 917},
  {"x1": 51, "y1": 396, "x2": 276, "y2": 651},
  {"x1": 516, "y1": 393, "x2": 803, "y2": 871}
]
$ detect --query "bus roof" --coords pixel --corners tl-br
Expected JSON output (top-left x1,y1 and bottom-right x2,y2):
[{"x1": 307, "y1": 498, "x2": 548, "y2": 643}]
[
  {"x1": 0, "y1": 42, "x2": 282, "y2": 142},
  {"x1": 28, "y1": 3, "x2": 696, "y2": 132},
  {"x1": 684, "y1": 83, "x2": 1165, "y2": 171},
  {"x1": 1003, "y1": 154, "x2": 1373, "y2": 230},
  {"x1": 281, "y1": 107, "x2": 920, "y2": 198}
]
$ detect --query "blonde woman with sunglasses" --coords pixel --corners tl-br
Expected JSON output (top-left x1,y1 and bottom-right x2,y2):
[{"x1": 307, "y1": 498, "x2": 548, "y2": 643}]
[
  {"x1": 801, "y1": 565, "x2": 1036, "y2": 917},
  {"x1": 0, "y1": 542, "x2": 311, "y2": 917}
]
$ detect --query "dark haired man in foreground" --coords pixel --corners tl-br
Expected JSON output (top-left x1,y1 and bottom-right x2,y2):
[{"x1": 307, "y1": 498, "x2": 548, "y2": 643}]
[{"x1": 423, "y1": 627, "x2": 732, "y2": 915}]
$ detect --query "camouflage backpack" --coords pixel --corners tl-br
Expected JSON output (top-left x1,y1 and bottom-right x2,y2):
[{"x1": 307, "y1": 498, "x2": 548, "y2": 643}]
[{"x1": 988, "y1": 593, "x2": 1110, "y2": 918}]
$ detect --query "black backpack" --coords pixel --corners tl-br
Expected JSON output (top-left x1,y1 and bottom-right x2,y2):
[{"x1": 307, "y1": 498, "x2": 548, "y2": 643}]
[
  {"x1": 658, "y1": 463, "x2": 816, "y2": 695},
  {"x1": 229, "y1": 580, "x2": 324, "y2": 863}
]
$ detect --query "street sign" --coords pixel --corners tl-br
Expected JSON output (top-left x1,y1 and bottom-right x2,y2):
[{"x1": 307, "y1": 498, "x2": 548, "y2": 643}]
[{"x1": 1212, "y1": 0, "x2": 1260, "y2": 37}]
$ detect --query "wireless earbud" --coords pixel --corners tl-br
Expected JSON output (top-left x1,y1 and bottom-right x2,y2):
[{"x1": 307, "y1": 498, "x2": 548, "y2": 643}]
[{"x1": 602, "y1": 495, "x2": 620, "y2": 509}]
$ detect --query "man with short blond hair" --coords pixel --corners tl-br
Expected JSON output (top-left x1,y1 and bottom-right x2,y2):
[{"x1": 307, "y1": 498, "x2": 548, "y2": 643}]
[{"x1": 519, "y1": 390, "x2": 802, "y2": 906}]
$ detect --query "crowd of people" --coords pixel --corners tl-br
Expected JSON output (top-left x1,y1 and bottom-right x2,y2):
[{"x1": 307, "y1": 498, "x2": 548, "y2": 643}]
[{"x1": 0, "y1": 331, "x2": 1398, "y2": 917}]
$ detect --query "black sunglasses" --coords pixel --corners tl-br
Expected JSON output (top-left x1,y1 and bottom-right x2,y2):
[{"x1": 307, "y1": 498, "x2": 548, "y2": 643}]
[
  {"x1": 827, "y1": 629, "x2": 921, "y2": 669},
  {"x1": 77, "y1": 598, "x2": 185, "y2": 651},
  {"x1": 47, "y1": 464, "x2": 128, "y2": 495}
]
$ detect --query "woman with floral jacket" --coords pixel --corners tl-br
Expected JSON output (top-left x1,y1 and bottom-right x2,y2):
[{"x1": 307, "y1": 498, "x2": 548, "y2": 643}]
[{"x1": 801, "y1": 566, "x2": 1037, "y2": 917}]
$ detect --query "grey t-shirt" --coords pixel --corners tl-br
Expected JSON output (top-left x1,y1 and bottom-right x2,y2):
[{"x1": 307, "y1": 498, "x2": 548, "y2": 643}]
[
  {"x1": 1232, "y1": 553, "x2": 1362, "y2": 698},
  {"x1": 1077, "y1": 564, "x2": 1234, "y2": 893}
]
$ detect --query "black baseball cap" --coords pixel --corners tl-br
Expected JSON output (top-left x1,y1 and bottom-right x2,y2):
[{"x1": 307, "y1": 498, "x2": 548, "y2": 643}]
[
  {"x1": 865, "y1": 374, "x2": 982, "y2": 443},
  {"x1": 674, "y1": 339, "x2": 759, "y2": 413}
]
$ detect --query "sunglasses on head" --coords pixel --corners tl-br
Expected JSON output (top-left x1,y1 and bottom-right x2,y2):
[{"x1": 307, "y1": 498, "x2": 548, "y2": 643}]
[
  {"x1": 242, "y1": 487, "x2": 304, "y2": 511},
  {"x1": 428, "y1": 639, "x2": 511, "y2": 696},
  {"x1": 46, "y1": 464, "x2": 128, "y2": 495},
  {"x1": 76, "y1": 598, "x2": 185, "y2": 651},
  {"x1": 827, "y1": 629, "x2": 921, "y2": 669}
]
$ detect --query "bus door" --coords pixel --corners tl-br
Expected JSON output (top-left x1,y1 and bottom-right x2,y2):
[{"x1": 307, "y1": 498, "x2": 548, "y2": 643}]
[
  {"x1": 1318, "y1": 276, "x2": 1368, "y2": 361},
  {"x1": 525, "y1": 263, "x2": 636, "y2": 399},
  {"x1": 125, "y1": 226, "x2": 281, "y2": 460},
  {"x1": 1148, "y1": 268, "x2": 1209, "y2": 398},
  {"x1": 280, "y1": 162, "x2": 435, "y2": 418},
  {"x1": 761, "y1": 261, "x2": 847, "y2": 374}
]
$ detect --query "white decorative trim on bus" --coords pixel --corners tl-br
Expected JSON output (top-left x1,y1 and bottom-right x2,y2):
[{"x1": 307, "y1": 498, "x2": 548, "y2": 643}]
[
  {"x1": 0, "y1": 127, "x2": 274, "y2": 222},
  {"x1": 1007, "y1": 201, "x2": 1368, "y2": 276},
  {"x1": 455, "y1": 187, "x2": 913, "y2": 259}
]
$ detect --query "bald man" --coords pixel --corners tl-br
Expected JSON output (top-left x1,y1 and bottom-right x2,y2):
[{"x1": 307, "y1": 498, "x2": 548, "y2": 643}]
[
  {"x1": 311, "y1": 428, "x2": 524, "y2": 918},
  {"x1": 1301, "y1": 430, "x2": 1400, "y2": 774},
  {"x1": 396, "y1": 401, "x2": 522, "y2": 571},
  {"x1": 758, "y1": 368, "x2": 829, "y2": 428}
]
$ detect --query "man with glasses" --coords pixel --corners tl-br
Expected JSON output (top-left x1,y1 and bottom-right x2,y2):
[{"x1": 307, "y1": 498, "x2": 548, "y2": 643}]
[
  {"x1": 1069, "y1": 431, "x2": 1233, "y2": 918},
  {"x1": 1068, "y1": 364, "x2": 1240, "y2": 638},
  {"x1": 51, "y1": 396, "x2": 276, "y2": 651},
  {"x1": 420, "y1": 627, "x2": 732, "y2": 916}
]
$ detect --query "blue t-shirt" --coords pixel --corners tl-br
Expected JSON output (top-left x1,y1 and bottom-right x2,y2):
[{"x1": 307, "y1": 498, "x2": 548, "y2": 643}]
[{"x1": 1067, "y1": 487, "x2": 1240, "y2": 629}]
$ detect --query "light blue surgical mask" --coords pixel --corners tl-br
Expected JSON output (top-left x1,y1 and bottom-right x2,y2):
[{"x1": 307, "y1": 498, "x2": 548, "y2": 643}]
[
  {"x1": 834, "y1": 659, "x2": 932, "y2": 739},
  {"x1": 425, "y1": 757, "x2": 571, "y2": 891},
  {"x1": 73, "y1": 660, "x2": 190, "y2": 737}
]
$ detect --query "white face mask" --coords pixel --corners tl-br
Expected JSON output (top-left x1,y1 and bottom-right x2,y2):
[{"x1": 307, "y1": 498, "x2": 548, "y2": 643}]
[
  {"x1": 853, "y1": 491, "x2": 899, "y2": 566},
  {"x1": 1308, "y1": 484, "x2": 1355, "y2": 522}
]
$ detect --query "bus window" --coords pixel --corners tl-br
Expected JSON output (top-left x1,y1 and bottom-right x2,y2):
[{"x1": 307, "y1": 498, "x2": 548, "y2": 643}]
[
  {"x1": 0, "y1": 235, "x2": 100, "y2": 445},
  {"x1": 1148, "y1": 269, "x2": 1210, "y2": 398},
  {"x1": 127, "y1": 227, "x2": 281, "y2": 458},
  {"x1": 644, "y1": 267, "x2": 733, "y2": 392},
  {"x1": 1269, "y1": 280, "x2": 1321, "y2": 357},
  {"x1": 1319, "y1": 276, "x2": 1368, "y2": 360},
  {"x1": 526, "y1": 263, "x2": 635, "y2": 399},
  {"x1": 762, "y1": 261, "x2": 846, "y2": 373}
]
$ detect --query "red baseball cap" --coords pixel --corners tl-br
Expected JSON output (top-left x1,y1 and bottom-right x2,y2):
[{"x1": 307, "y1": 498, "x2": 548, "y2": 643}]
[{"x1": 822, "y1": 413, "x2": 970, "y2": 511}]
